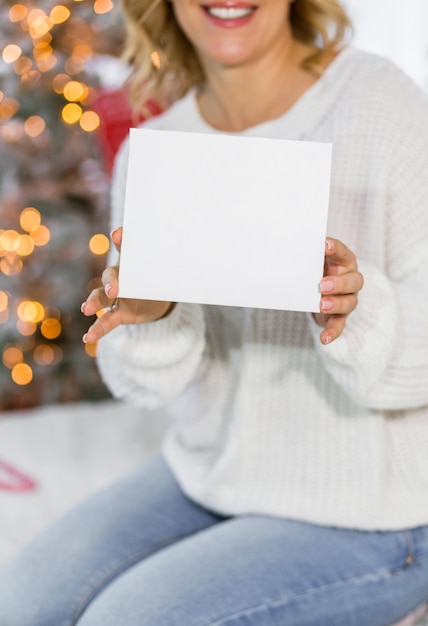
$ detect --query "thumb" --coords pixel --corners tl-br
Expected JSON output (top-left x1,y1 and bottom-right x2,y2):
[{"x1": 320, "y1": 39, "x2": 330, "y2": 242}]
[{"x1": 111, "y1": 227, "x2": 123, "y2": 253}]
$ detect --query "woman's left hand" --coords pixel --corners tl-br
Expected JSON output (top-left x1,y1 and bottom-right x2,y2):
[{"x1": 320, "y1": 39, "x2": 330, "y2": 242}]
[{"x1": 313, "y1": 238, "x2": 364, "y2": 344}]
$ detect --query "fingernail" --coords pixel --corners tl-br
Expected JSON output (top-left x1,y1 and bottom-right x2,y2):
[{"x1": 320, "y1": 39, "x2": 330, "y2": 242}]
[
  {"x1": 82, "y1": 333, "x2": 88, "y2": 344},
  {"x1": 105, "y1": 282, "x2": 112, "y2": 296},
  {"x1": 319, "y1": 279, "x2": 335, "y2": 292},
  {"x1": 80, "y1": 302, "x2": 86, "y2": 313},
  {"x1": 323, "y1": 334, "x2": 332, "y2": 344},
  {"x1": 110, "y1": 228, "x2": 119, "y2": 238},
  {"x1": 326, "y1": 238, "x2": 334, "y2": 251},
  {"x1": 321, "y1": 299, "x2": 334, "y2": 311}
]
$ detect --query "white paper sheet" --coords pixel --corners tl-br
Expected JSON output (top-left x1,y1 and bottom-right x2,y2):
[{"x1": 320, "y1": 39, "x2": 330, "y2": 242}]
[{"x1": 119, "y1": 128, "x2": 332, "y2": 313}]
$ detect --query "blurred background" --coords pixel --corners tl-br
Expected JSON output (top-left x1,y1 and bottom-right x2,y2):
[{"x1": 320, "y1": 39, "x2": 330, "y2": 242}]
[
  {"x1": 0, "y1": 0, "x2": 136, "y2": 410},
  {"x1": 1, "y1": 6, "x2": 428, "y2": 612},
  {"x1": 0, "y1": 0, "x2": 428, "y2": 411}
]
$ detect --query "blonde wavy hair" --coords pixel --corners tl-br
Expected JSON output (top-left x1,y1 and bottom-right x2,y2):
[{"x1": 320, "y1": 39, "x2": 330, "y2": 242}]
[{"x1": 121, "y1": 0, "x2": 352, "y2": 112}]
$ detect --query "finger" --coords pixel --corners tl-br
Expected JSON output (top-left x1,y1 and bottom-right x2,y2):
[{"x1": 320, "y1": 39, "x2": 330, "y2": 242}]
[
  {"x1": 83, "y1": 308, "x2": 121, "y2": 344},
  {"x1": 111, "y1": 227, "x2": 122, "y2": 253},
  {"x1": 320, "y1": 294, "x2": 358, "y2": 316},
  {"x1": 319, "y1": 270, "x2": 364, "y2": 296},
  {"x1": 319, "y1": 314, "x2": 347, "y2": 345},
  {"x1": 81, "y1": 286, "x2": 112, "y2": 317},
  {"x1": 101, "y1": 266, "x2": 119, "y2": 300},
  {"x1": 324, "y1": 238, "x2": 358, "y2": 274}
]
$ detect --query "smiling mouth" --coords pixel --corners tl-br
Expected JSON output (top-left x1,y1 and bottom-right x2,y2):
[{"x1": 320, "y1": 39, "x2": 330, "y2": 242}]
[{"x1": 202, "y1": 4, "x2": 257, "y2": 20}]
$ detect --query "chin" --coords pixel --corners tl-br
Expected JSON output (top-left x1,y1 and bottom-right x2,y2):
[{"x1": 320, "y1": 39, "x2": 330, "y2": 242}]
[{"x1": 201, "y1": 41, "x2": 258, "y2": 68}]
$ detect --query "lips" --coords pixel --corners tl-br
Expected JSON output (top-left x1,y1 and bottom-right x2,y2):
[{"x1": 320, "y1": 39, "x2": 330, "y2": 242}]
[{"x1": 201, "y1": 2, "x2": 258, "y2": 26}]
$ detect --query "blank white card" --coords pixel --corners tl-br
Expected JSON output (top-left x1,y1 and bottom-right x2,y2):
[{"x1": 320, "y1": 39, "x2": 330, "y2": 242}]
[{"x1": 119, "y1": 128, "x2": 332, "y2": 313}]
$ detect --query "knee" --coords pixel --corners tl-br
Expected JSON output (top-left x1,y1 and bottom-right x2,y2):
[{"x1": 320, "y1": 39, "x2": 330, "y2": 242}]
[{"x1": 0, "y1": 557, "x2": 72, "y2": 626}]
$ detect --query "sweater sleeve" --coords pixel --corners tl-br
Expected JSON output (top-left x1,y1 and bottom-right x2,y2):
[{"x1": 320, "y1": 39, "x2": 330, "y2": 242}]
[
  {"x1": 96, "y1": 134, "x2": 207, "y2": 408},
  {"x1": 308, "y1": 84, "x2": 428, "y2": 411},
  {"x1": 96, "y1": 302, "x2": 206, "y2": 408}
]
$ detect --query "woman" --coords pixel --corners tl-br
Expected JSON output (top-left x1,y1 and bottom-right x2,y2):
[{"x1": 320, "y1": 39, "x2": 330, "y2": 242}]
[{"x1": 1, "y1": 0, "x2": 428, "y2": 624}]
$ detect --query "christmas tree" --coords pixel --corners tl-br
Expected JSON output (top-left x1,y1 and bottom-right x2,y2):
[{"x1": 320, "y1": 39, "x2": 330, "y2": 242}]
[{"x1": 0, "y1": 0, "x2": 130, "y2": 409}]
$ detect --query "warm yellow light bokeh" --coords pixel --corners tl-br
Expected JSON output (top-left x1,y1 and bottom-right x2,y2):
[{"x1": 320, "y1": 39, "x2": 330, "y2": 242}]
[
  {"x1": 0, "y1": 291, "x2": 9, "y2": 312},
  {"x1": 29, "y1": 16, "x2": 53, "y2": 38},
  {"x1": 41, "y1": 318, "x2": 61, "y2": 339},
  {"x1": 52, "y1": 73, "x2": 70, "y2": 94},
  {"x1": 14, "y1": 234, "x2": 35, "y2": 256},
  {"x1": 50, "y1": 5, "x2": 71, "y2": 24},
  {"x1": 17, "y1": 300, "x2": 45, "y2": 323},
  {"x1": 3, "y1": 345, "x2": 23, "y2": 369},
  {"x1": 9, "y1": 4, "x2": 29, "y2": 22},
  {"x1": 26, "y1": 8, "x2": 46, "y2": 24},
  {"x1": 24, "y1": 115, "x2": 46, "y2": 137},
  {"x1": 30, "y1": 225, "x2": 50, "y2": 246},
  {"x1": 72, "y1": 44, "x2": 92, "y2": 63},
  {"x1": 2, "y1": 44, "x2": 22, "y2": 64},
  {"x1": 94, "y1": 0, "x2": 114, "y2": 14},
  {"x1": 37, "y1": 55, "x2": 58, "y2": 73},
  {"x1": 14, "y1": 56, "x2": 33, "y2": 75},
  {"x1": 11, "y1": 362, "x2": 33, "y2": 385},
  {"x1": 0, "y1": 230, "x2": 19, "y2": 252},
  {"x1": 0, "y1": 255, "x2": 22, "y2": 276},
  {"x1": 16, "y1": 319, "x2": 37, "y2": 336},
  {"x1": 62, "y1": 102, "x2": 82, "y2": 124},
  {"x1": 0, "y1": 97, "x2": 20, "y2": 119},
  {"x1": 89, "y1": 233, "x2": 110, "y2": 255},
  {"x1": 20, "y1": 206, "x2": 41, "y2": 232},
  {"x1": 84, "y1": 342, "x2": 98, "y2": 358},
  {"x1": 63, "y1": 80, "x2": 86, "y2": 102},
  {"x1": 79, "y1": 110, "x2": 100, "y2": 132},
  {"x1": 34, "y1": 344, "x2": 62, "y2": 365}
]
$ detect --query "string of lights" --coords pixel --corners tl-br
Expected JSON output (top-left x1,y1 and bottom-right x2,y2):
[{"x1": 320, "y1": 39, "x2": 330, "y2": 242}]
[{"x1": 0, "y1": 0, "x2": 122, "y2": 408}]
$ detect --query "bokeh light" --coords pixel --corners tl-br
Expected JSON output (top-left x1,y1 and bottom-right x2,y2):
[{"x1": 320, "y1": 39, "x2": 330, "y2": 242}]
[
  {"x1": 0, "y1": 230, "x2": 19, "y2": 252},
  {"x1": 50, "y1": 5, "x2": 71, "y2": 24},
  {"x1": 9, "y1": 4, "x2": 29, "y2": 22},
  {"x1": 20, "y1": 207, "x2": 41, "y2": 232},
  {"x1": 2, "y1": 44, "x2": 22, "y2": 64},
  {"x1": 14, "y1": 234, "x2": 35, "y2": 256},
  {"x1": 94, "y1": 0, "x2": 114, "y2": 15},
  {"x1": 89, "y1": 233, "x2": 110, "y2": 255},
  {"x1": 41, "y1": 317, "x2": 62, "y2": 339},
  {"x1": 52, "y1": 73, "x2": 70, "y2": 94},
  {"x1": 62, "y1": 102, "x2": 82, "y2": 124},
  {"x1": 3, "y1": 345, "x2": 23, "y2": 369},
  {"x1": 16, "y1": 319, "x2": 37, "y2": 336},
  {"x1": 30, "y1": 224, "x2": 50, "y2": 246},
  {"x1": 34, "y1": 344, "x2": 63, "y2": 365},
  {"x1": 0, "y1": 256, "x2": 23, "y2": 276},
  {"x1": 80, "y1": 110, "x2": 100, "y2": 132},
  {"x1": 63, "y1": 80, "x2": 86, "y2": 101},
  {"x1": 0, "y1": 291, "x2": 9, "y2": 312},
  {"x1": 84, "y1": 342, "x2": 98, "y2": 358},
  {"x1": 24, "y1": 115, "x2": 46, "y2": 137},
  {"x1": 17, "y1": 300, "x2": 45, "y2": 323},
  {"x1": 11, "y1": 362, "x2": 33, "y2": 385}
]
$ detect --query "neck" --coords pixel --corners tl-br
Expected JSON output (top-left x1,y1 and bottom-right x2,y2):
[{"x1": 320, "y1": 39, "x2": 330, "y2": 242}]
[{"x1": 197, "y1": 40, "x2": 320, "y2": 132}]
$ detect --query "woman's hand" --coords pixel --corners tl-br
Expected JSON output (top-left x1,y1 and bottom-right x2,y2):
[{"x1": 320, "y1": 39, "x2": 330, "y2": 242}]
[
  {"x1": 313, "y1": 238, "x2": 364, "y2": 345},
  {"x1": 81, "y1": 228, "x2": 174, "y2": 343}
]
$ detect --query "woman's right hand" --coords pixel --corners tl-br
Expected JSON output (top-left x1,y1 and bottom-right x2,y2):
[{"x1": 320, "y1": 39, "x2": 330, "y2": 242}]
[{"x1": 81, "y1": 227, "x2": 174, "y2": 343}]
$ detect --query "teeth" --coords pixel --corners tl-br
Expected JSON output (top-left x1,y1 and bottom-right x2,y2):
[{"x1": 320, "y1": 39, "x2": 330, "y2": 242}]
[{"x1": 207, "y1": 6, "x2": 253, "y2": 19}]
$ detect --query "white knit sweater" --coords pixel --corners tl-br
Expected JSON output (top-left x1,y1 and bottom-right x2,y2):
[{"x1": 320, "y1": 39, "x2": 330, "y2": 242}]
[{"x1": 97, "y1": 47, "x2": 428, "y2": 530}]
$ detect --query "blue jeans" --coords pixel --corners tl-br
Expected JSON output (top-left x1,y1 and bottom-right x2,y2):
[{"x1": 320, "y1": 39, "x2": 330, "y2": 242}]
[{"x1": 1, "y1": 457, "x2": 427, "y2": 626}]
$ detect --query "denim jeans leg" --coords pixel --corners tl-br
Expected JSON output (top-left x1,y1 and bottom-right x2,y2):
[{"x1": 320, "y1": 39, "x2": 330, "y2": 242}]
[
  {"x1": 0, "y1": 456, "x2": 225, "y2": 626},
  {"x1": 76, "y1": 516, "x2": 428, "y2": 626}
]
